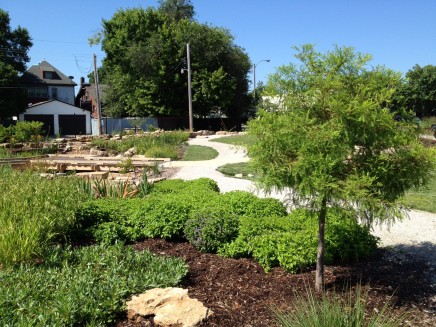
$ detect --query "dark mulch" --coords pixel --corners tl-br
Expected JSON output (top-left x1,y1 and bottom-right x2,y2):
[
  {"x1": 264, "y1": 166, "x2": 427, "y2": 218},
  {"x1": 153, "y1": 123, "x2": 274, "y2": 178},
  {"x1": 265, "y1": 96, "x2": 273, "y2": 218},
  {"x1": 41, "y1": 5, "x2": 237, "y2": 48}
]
[{"x1": 116, "y1": 238, "x2": 435, "y2": 326}]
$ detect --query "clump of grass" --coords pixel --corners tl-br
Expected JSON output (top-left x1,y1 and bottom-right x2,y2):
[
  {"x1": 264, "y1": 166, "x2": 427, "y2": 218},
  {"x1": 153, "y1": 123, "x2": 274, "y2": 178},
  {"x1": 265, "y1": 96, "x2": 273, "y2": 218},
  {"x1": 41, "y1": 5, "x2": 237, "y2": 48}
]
[
  {"x1": 182, "y1": 145, "x2": 219, "y2": 161},
  {"x1": 0, "y1": 167, "x2": 90, "y2": 265},
  {"x1": 273, "y1": 285, "x2": 410, "y2": 327},
  {"x1": 91, "y1": 131, "x2": 189, "y2": 159},
  {"x1": 420, "y1": 116, "x2": 436, "y2": 135}
]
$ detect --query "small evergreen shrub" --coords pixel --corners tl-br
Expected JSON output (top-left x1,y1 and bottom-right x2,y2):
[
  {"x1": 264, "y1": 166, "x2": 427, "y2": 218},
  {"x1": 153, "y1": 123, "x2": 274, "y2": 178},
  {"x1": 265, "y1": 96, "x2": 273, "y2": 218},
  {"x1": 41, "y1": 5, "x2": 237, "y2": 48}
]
[{"x1": 184, "y1": 206, "x2": 240, "y2": 253}]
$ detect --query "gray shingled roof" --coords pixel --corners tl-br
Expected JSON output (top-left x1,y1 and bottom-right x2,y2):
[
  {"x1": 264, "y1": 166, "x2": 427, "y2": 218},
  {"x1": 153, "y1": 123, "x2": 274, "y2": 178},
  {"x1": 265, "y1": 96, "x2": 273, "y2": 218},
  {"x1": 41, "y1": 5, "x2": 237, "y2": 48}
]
[{"x1": 20, "y1": 61, "x2": 77, "y2": 86}]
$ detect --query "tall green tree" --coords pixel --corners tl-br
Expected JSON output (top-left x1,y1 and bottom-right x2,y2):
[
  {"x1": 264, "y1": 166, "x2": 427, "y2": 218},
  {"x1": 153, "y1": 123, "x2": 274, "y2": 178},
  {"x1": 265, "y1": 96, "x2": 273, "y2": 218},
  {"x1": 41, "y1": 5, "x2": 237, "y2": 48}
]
[
  {"x1": 94, "y1": 6, "x2": 251, "y2": 128},
  {"x1": 248, "y1": 45, "x2": 435, "y2": 292},
  {"x1": 393, "y1": 65, "x2": 436, "y2": 117},
  {"x1": 158, "y1": 0, "x2": 195, "y2": 21},
  {"x1": 0, "y1": 9, "x2": 32, "y2": 120}
]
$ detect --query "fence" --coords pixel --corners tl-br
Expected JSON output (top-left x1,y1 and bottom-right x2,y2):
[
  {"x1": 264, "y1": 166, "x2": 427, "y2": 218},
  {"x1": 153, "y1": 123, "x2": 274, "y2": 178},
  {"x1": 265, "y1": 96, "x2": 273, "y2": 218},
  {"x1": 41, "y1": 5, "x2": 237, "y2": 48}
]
[
  {"x1": 91, "y1": 116, "x2": 242, "y2": 135},
  {"x1": 91, "y1": 117, "x2": 158, "y2": 135}
]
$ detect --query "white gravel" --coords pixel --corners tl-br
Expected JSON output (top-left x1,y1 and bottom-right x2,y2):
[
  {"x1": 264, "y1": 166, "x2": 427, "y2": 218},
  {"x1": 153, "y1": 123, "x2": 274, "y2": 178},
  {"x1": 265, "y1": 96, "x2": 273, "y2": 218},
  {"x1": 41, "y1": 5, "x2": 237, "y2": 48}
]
[{"x1": 162, "y1": 134, "x2": 436, "y2": 287}]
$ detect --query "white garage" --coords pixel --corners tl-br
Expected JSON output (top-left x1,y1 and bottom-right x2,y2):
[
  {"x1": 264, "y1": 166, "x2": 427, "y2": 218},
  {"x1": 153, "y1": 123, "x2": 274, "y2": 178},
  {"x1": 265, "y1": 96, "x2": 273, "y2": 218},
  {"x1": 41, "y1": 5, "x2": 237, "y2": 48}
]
[{"x1": 19, "y1": 100, "x2": 92, "y2": 136}]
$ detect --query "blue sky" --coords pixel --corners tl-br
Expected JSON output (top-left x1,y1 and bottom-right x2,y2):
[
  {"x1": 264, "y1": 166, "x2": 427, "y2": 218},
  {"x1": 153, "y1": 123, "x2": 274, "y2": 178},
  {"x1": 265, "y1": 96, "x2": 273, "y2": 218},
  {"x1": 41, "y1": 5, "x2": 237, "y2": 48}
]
[{"x1": 2, "y1": 0, "x2": 436, "y2": 93}]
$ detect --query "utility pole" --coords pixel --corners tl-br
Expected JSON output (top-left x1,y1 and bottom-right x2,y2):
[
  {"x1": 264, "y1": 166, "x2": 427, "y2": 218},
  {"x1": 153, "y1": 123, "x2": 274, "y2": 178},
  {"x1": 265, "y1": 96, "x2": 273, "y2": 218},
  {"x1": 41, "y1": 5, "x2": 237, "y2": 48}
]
[
  {"x1": 187, "y1": 43, "x2": 193, "y2": 132},
  {"x1": 93, "y1": 54, "x2": 103, "y2": 135},
  {"x1": 253, "y1": 59, "x2": 270, "y2": 106}
]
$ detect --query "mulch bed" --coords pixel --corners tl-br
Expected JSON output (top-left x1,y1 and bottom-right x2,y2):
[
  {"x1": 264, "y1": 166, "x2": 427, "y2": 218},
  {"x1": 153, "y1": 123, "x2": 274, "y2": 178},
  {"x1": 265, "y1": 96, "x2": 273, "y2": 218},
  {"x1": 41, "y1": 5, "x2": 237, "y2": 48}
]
[{"x1": 117, "y1": 238, "x2": 435, "y2": 326}]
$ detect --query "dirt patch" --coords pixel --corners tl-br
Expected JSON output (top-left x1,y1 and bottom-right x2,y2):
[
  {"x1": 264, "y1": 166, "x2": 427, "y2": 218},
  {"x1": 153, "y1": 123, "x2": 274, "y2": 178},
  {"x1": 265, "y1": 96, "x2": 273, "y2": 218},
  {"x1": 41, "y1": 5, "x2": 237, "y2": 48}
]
[{"x1": 116, "y1": 238, "x2": 435, "y2": 326}]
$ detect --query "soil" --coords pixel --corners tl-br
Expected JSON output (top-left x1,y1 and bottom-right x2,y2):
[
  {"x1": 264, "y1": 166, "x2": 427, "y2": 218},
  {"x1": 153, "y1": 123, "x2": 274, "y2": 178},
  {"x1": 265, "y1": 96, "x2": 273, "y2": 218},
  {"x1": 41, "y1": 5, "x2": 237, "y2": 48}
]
[{"x1": 116, "y1": 238, "x2": 435, "y2": 327}]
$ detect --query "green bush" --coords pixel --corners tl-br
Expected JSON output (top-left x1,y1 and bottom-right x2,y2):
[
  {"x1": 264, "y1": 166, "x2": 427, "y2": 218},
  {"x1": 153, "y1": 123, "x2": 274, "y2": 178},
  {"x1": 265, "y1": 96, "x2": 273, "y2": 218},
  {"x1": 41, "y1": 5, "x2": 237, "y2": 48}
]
[
  {"x1": 0, "y1": 244, "x2": 188, "y2": 326},
  {"x1": 0, "y1": 124, "x2": 13, "y2": 143},
  {"x1": 220, "y1": 208, "x2": 378, "y2": 273},
  {"x1": 75, "y1": 195, "x2": 201, "y2": 243},
  {"x1": 13, "y1": 121, "x2": 44, "y2": 142},
  {"x1": 220, "y1": 190, "x2": 287, "y2": 217},
  {"x1": 151, "y1": 178, "x2": 220, "y2": 195},
  {"x1": 184, "y1": 206, "x2": 240, "y2": 253}
]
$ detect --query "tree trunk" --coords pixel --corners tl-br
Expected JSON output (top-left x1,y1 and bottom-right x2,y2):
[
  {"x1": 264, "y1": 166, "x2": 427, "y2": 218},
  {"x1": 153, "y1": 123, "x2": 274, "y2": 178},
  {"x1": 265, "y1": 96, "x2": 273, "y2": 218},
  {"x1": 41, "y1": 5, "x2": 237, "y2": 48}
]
[{"x1": 315, "y1": 197, "x2": 327, "y2": 292}]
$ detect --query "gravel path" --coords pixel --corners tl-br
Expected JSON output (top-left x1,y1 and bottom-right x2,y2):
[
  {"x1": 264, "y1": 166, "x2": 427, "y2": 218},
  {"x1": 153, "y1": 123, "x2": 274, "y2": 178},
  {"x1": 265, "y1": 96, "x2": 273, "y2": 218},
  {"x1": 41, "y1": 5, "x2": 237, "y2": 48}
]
[{"x1": 162, "y1": 134, "x2": 436, "y2": 290}]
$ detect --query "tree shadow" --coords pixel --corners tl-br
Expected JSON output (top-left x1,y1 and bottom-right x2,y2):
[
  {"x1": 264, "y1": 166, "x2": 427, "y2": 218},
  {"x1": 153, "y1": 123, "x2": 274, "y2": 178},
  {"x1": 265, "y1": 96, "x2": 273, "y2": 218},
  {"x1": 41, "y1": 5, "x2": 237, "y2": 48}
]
[{"x1": 332, "y1": 242, "x2": 435, "y2": 309}]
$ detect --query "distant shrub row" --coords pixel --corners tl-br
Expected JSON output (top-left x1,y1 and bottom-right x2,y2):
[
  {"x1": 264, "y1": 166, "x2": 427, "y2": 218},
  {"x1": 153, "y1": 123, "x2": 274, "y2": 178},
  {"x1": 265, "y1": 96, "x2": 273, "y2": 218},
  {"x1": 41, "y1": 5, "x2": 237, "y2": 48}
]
[
  {"x1": 0, "y1": 121, "x2": 44, "y2": 143},
  {"x1": 75, "y1": 178, "x2": 378, "y2": 273}
]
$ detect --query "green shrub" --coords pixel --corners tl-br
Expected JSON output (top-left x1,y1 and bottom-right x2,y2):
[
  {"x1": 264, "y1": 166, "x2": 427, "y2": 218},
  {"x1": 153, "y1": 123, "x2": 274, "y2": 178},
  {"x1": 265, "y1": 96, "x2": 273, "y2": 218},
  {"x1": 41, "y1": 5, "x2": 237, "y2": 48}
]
[
  {"x1": 219, "y1": 208, "x2": 378, "y2": 273},
  {"x1": 0, "y1": 124, "x2": 13, "y2": 143},
  {"x1": 220, "y1": 190, "x2": 287, "y2": 217},
  {"x1": 0, "y1": 244, "x2": 188, "y2": 326},
  {"x1": 184, "y1": 206, "x2": 240, "y2": 253},
  {"x1": 75, "y1": 195, "x2": 200, "y2": 243},
  {"x1": 134, "y1": 195, "x2": 196, "y2": 239},
  {"x1": 218, "y1": 215, "x2": 296, "y2": 260},
  {"x1": 13, "y1": 121, "x2": 44, "y2": 142},
  {"x1": 151, "y1": 178, "x2": 220, "y2": 195}
]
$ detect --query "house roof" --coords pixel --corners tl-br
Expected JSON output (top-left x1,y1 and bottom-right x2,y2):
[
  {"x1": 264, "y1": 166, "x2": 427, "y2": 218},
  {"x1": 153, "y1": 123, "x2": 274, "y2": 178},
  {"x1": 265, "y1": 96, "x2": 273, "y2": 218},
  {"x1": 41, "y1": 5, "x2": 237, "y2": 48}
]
[
  {"x1": 23, "y1": 99, "x2": 90, "y2": 114},
  {"x1": 20, "y1": 61, "x2": 77, "y2": 86},
  {"x1": 75, "y1": 81, "x2": 108, "y2": 104}
]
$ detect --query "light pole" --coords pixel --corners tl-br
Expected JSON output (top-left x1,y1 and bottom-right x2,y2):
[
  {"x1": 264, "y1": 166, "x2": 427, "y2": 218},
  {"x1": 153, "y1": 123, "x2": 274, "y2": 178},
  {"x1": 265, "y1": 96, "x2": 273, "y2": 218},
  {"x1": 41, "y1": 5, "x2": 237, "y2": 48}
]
[
  {"x1": 253, "y1": 59, "x2": 270, "y2": 103},
  {"x1": 181, "y1": 43, "x2": 193, "y2": 132}
]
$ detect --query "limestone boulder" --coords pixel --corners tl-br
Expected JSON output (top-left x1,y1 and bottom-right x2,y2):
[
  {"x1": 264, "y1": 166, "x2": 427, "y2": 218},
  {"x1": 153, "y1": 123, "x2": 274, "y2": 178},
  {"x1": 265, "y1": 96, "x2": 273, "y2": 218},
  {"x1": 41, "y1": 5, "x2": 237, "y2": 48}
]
[{"x1": 126, "y1": 287, "x2": 212, "y2": 327}]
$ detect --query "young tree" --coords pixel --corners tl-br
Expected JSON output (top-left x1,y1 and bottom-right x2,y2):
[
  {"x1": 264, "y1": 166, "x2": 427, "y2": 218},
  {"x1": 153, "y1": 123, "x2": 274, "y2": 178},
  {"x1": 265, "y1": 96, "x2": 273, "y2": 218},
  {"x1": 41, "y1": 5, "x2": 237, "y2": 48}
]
[
  {"x1": 248, "y1": 45, "x2": 435, "y2": 292},
  {"x1": 0, "y1": 9, "x2": 32, "y2": 120}
]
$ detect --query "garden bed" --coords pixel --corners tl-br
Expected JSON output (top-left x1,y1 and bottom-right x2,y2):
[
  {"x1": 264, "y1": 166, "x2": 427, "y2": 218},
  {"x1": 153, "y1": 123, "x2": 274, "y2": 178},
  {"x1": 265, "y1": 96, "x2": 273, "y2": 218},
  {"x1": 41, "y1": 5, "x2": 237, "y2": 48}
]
[{"x1": 115, "y1": 238, "x2": 435, "y2": 326}]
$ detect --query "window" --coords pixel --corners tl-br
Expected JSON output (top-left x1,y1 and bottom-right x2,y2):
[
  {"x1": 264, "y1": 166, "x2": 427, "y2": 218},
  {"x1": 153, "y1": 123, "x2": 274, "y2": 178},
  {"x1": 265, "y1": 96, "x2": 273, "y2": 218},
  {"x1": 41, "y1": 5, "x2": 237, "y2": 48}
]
[
  {"x1": 51, "y1": 88, "x2": 58, "y2": 100},
  {"x1": 27, "y1": 87, "x2": 48, "y2": 98},
  {"x1": 43, "y1": 71, "x2": 60, "y2": 80}
]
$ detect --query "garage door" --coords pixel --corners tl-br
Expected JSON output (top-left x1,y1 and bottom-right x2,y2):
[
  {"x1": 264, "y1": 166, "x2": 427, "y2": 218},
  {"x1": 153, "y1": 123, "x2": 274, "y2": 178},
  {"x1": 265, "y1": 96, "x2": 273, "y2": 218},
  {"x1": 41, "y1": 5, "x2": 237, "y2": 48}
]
[
  {"x1": 24, "y1": 114, "x2": 55, "y2": 136},
  {"x1": 58, "y1": 115, "x2": 86, "y2": 135}
]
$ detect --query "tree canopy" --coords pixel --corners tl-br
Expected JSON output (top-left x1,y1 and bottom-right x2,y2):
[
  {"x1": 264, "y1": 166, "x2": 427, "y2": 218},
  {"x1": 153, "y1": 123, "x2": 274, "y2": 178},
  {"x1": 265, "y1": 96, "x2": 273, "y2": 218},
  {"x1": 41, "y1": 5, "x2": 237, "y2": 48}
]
[
  {"x1": 248, "y1": 45, "x2": 435, "y2": 291},
  {"x1": 158, "y1": 0, "x2": 195, "y2": 21},
  {"x1": 393, "y1": 64, "x2": 436, "y2": 117},
  {"x1": 0, "y1": 9, "x2": 32, "y2": 120},
  {"x1": 94, "y1": 4, "x2": 251, "y2": 126}
]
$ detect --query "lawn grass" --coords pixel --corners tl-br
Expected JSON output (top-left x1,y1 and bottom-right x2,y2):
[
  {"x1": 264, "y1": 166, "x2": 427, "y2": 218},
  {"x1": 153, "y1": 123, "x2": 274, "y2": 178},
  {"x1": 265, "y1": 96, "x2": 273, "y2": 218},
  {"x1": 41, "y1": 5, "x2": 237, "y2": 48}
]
[
  {"x1": 216, "y1": 162, "x2": 256, "y2": 179},
  {"x1": 182, "y1": 145, "x2": 218, "y2": 161},
  {"x1": 399, "y1": 170, "x2": 436, "y2": 213},
  {"x1": 210, "y1": 134, "x2": 257, "y2": 147}
]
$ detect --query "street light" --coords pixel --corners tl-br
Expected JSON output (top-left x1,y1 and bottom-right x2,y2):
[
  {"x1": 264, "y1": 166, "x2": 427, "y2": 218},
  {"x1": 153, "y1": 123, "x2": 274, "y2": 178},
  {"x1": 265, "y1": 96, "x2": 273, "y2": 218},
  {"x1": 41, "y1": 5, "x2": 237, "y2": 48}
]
[{"x1": 253, "y1": 59, "x2": 270, "y2": 102}]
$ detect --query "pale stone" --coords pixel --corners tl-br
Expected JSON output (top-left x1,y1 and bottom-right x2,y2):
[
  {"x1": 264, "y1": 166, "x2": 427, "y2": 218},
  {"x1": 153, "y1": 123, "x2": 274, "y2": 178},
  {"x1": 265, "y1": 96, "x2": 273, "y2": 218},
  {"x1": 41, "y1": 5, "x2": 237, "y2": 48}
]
[
  {"x1": 126, "y1": 287, "x2": 212, "y2": 327},
  {"x1": 124, "y1": 147, "x2": 137, "y2": 157}
]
